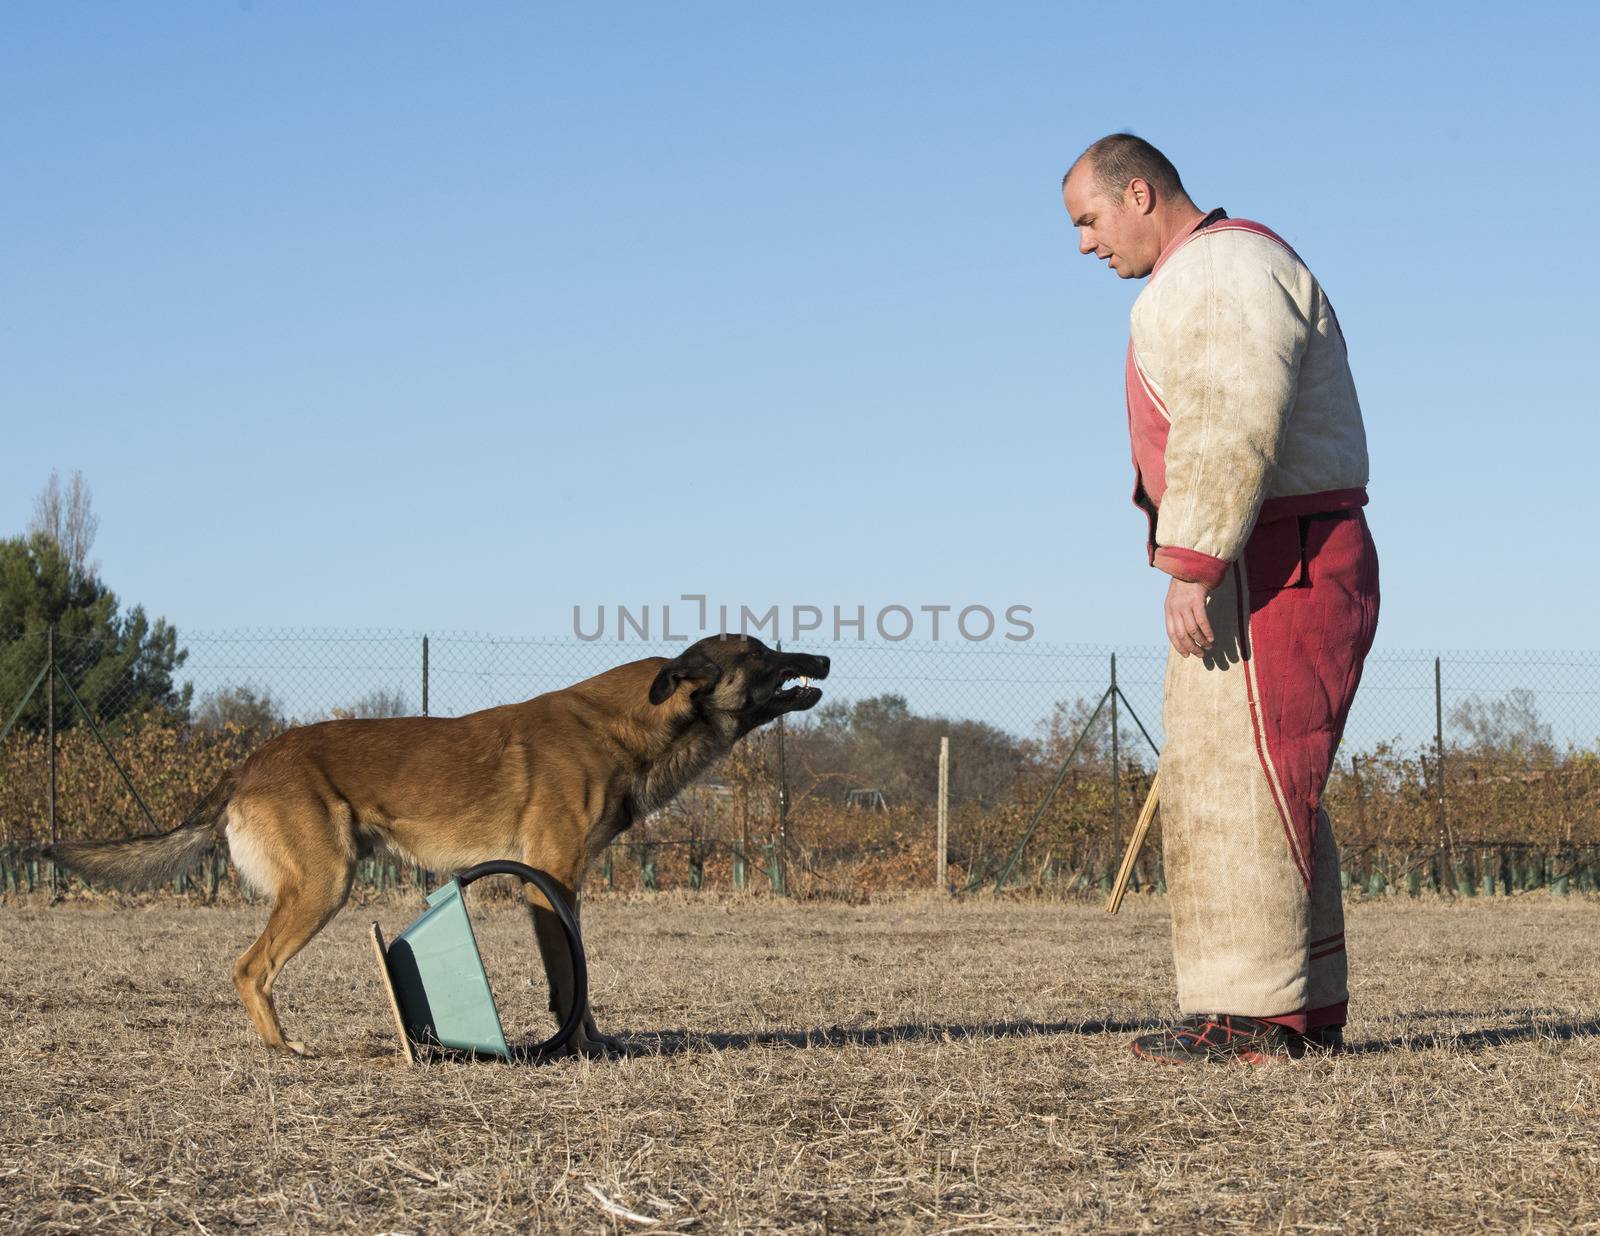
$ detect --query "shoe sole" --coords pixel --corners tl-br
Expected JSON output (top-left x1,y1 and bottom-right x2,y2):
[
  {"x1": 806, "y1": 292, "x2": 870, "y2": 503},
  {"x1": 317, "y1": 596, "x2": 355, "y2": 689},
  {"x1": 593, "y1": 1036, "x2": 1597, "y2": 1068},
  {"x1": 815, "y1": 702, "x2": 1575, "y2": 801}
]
[{"x1": 1130, "y1": 1042, "x2": 1281, "y2": 1066}]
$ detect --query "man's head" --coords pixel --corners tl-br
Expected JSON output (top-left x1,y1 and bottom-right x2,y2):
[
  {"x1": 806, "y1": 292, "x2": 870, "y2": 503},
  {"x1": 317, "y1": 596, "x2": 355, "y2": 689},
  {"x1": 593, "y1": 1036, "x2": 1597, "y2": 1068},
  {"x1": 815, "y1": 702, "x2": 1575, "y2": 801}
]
[{"x1": 1062, "y1": 133, "x2": 1198, "y2": 280}]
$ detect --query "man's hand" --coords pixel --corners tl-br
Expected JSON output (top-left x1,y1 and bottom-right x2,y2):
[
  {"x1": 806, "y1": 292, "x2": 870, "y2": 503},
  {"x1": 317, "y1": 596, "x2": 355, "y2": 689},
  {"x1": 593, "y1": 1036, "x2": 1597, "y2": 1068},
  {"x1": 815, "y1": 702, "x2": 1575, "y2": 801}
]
[{"x1": 1164, "y1": 577, "x2": 1214, "y2": 657}]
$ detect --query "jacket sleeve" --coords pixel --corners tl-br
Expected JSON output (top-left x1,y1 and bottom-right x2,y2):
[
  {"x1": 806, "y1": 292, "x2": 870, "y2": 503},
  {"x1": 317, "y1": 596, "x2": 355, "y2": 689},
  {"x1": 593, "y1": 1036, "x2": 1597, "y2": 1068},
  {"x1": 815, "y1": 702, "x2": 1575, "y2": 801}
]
[{"x1": 1138, "y1": 234, "x2": 1314, "y2": 590}]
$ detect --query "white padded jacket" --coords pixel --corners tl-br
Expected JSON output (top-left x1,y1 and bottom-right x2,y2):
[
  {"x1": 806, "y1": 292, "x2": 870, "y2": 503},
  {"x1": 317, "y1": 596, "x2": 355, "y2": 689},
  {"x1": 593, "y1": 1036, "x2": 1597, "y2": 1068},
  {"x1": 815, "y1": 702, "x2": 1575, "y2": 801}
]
[{"x1": 1125, "y1": 211, "x2": 1370, "y2": 589}]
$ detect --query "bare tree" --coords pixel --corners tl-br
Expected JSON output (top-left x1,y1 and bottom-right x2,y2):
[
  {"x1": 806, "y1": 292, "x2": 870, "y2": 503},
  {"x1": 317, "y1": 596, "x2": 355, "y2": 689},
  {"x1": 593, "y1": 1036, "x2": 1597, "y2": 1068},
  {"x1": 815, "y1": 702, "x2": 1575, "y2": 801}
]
[
  {"x1": 1449, "y1": 688, "x2": 1555, "y2": 763},
  {"x1": 29, "y1": 469, "x2": 100, "y2": 586},
  {"x1": 194, "y1": 685, "x2": 288, "y2": 740},
  {"x1": 791, "y1": 693, "x2": 1027, "y2": 810}
]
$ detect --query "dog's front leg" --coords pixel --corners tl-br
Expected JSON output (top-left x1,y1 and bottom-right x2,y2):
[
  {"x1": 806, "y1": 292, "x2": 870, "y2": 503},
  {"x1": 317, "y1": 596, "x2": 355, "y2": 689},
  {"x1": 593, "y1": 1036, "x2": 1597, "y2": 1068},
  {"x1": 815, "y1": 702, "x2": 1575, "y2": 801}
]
[
  {"x1": 526, "y1": 883, "x2": 626, "y2": 1057},
  {"x1": 570, "y1": 897, "x2": 629, "y2": 1054}
]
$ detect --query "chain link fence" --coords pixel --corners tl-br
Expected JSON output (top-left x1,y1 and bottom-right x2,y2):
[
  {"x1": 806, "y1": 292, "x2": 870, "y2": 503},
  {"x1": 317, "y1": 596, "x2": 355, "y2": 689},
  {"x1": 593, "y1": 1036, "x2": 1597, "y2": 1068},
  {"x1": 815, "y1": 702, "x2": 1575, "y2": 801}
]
[{"x1": 3, "y1": 630, "x2": 1599, "y2": 898}]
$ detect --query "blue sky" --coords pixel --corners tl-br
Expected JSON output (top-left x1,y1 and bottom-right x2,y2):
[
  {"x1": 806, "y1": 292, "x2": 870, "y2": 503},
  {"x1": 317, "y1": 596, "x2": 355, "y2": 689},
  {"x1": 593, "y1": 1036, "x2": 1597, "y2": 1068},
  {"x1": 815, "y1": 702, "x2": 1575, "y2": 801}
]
[{"x1": 3, "y1": 1, "x2": 1597, "y2": 653}]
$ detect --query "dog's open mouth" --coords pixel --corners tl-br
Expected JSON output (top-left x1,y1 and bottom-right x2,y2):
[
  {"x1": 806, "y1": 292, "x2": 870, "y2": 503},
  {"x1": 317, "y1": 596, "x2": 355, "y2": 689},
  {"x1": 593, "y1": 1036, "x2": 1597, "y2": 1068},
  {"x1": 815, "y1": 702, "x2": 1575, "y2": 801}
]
[{"x1": 772, "y1": 672, "x2": 824, "y2": 709}]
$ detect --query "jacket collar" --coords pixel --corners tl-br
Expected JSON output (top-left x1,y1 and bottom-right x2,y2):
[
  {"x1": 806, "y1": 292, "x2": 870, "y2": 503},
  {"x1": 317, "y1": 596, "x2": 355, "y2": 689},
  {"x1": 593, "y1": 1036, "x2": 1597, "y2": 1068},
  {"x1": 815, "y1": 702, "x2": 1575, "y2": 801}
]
[{"x1": 1150, "y1": 207, "x2": 1228, "y2": 279}]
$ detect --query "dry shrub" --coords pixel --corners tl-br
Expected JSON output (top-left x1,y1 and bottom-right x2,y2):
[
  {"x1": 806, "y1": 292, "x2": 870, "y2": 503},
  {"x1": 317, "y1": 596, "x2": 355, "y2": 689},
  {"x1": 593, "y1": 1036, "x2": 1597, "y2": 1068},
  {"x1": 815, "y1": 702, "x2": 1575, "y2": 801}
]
[
  {"x1": 1325, "y1": 745, "x2": 1600, "y2": 850},
  {"x1": 0, "y1": 714, "x2": 255, "y2": 849},
  {"x1": 5, "y1": 710, "x2": 1599, "y2": 897}
]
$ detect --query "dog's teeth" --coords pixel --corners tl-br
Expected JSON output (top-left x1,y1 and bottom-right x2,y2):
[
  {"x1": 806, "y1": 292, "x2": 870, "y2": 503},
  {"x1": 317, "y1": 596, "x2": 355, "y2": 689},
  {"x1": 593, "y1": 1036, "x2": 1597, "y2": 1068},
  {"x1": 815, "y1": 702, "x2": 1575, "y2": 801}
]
[{"x1": 800, "y1": 676, "x2": 810, "y2": 688}]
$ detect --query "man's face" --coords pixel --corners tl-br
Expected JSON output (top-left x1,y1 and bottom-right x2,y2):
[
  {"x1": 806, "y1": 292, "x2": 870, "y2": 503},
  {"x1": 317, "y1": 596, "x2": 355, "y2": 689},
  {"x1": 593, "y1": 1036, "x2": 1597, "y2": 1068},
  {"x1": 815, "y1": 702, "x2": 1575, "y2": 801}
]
[{"x1": 1062, "y1": 163, "x2": 1159, "y2": 280}]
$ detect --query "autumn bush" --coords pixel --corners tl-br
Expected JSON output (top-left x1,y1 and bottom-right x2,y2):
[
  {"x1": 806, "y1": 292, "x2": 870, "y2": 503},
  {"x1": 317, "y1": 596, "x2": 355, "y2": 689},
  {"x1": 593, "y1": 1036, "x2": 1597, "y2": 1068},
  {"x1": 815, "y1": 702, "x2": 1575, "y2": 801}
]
[
  {"x1": 0, "y1": 713, "x2": 255, "y2": 851},
  {"x1": 3, "y1": 711, "x2": 1599, "y2": 897}
]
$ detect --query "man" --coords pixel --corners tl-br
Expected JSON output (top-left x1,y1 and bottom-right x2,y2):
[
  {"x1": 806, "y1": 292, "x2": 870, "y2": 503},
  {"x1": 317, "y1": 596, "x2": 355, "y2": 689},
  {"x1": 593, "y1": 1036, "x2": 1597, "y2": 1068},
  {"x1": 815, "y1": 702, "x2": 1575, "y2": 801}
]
[{"x1": 1062, "y1": 134, "x2": 1378, "y2": 1063}]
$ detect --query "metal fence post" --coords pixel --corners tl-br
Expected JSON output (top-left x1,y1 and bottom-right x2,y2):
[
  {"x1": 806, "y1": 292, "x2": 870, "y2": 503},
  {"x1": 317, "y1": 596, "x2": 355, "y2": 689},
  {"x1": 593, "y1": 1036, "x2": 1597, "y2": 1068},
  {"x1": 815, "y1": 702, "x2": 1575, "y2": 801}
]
[
  {"x1": 1110, "y1": 653, "x2": 1121, "y2": 857},
  {"x1": 422, "y1": 634, "x2": 430, "y2": 717},
  {"x1": 48, "y1": 626, "x2": 57, "y2": 898}
]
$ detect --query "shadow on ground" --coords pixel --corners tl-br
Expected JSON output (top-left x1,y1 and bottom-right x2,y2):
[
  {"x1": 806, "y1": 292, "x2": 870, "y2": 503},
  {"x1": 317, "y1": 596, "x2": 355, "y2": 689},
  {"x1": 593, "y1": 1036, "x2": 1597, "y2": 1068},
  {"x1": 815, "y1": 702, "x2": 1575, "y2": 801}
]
[
  {"x1": 353, "y1": 1008, "x2": 1600, "y2": 1065},
  {"x1": 620, "y1": 1017, "x2": 1159, "y2": 1056},
  {"x1": 1358, "y1": 1018, "x2": 1600, "y2": 1054},
  {"x1": 621, "y1": 1014, "x2": 1600, "y2": 1059}
]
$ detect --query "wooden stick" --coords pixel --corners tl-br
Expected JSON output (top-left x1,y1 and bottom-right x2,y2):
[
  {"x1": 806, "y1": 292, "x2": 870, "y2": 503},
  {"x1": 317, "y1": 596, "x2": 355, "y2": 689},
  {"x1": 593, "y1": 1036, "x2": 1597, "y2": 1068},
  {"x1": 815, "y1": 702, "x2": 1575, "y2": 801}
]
[
  {"x1": 370, "y1": 922, "x2": 417, "y2": 1065},
  {"x1": 1106, "y1": 772, "x2": 1160, "y2": 915}
]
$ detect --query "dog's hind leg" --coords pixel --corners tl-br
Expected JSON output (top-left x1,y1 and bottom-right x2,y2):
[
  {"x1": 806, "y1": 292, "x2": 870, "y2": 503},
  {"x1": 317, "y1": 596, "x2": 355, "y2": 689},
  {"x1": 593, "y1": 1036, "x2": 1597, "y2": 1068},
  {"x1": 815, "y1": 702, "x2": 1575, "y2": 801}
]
[
  {"x1": 228, "y1": 804, "x2": 355, "y2": 1055},
  {"x1": 233, "y1": 873, "x2": 353, "y2": 1054}
]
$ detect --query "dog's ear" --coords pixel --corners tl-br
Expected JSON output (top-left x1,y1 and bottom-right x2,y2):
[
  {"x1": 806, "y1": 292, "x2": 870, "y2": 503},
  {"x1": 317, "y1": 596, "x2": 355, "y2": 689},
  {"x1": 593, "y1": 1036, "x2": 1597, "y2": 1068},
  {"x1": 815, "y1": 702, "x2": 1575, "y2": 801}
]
[{"x1": 648, "y1": 651, "x2": 723, "y2": 706}]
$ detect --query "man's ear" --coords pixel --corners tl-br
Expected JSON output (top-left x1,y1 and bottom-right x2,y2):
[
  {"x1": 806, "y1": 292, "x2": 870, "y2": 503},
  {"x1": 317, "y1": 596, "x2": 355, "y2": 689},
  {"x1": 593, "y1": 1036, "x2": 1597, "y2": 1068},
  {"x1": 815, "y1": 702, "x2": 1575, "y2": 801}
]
[{"x1": 648, "y1": 651, "x2": 723, "y2": 706}]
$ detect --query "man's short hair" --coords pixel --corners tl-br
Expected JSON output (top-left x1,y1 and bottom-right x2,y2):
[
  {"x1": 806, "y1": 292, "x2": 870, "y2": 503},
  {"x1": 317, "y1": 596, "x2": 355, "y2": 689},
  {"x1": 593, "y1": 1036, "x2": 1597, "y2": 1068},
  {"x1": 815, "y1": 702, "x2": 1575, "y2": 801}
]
[{"x1": 1066, "y1": 133, "x2": 1189, "y2": 203}]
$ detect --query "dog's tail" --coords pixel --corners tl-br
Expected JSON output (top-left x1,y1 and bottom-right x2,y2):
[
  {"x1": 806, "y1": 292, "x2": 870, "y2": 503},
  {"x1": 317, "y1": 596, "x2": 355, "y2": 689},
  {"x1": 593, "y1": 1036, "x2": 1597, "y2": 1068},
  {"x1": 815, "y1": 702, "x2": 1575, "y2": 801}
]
[{"x1": 47, "y1": 771, "x2": 239, "y2": 889}]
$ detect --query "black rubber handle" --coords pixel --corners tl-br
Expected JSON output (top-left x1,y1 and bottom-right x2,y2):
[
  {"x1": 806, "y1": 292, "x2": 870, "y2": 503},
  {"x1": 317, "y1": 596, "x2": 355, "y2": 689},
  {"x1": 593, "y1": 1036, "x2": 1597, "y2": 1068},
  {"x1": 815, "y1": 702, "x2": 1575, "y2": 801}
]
[{"x1": 453, "y1": 860, "x2": 588, "y2": 1060}]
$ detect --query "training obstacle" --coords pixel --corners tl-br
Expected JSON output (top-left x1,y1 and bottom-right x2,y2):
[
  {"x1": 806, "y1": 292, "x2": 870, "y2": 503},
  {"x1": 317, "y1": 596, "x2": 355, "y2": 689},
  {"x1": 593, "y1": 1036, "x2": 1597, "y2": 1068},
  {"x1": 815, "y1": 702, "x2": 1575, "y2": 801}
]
[{"x1": 371, "y1": 860, "x2": 587, "y2": 1063}]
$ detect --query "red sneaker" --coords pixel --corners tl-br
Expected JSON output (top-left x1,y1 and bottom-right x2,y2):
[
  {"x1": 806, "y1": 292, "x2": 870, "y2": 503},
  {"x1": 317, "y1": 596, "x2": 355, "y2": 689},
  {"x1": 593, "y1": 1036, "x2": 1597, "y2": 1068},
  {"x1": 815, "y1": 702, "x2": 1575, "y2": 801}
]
[{"x1": 1131, "y1": 1014, "x2": 1341, "y2": 1065}]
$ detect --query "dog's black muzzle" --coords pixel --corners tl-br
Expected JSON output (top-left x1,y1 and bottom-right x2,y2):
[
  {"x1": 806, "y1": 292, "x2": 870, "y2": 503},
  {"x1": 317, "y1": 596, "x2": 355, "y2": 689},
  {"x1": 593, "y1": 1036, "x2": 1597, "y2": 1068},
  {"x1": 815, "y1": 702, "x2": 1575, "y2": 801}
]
[{"x1": 764, "y1": 653, "x2": 830, "y2": 713}]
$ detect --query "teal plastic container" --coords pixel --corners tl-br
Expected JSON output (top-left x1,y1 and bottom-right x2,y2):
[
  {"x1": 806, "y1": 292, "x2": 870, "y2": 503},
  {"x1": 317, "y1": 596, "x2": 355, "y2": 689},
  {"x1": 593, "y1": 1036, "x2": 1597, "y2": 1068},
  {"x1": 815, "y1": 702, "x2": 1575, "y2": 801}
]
[
  {"x1": 371, "y1": 860, "x2": 586, "y2": 1063},
  {"x1": 383, "y1": 877, "x2": 511, "y2": 1058}
]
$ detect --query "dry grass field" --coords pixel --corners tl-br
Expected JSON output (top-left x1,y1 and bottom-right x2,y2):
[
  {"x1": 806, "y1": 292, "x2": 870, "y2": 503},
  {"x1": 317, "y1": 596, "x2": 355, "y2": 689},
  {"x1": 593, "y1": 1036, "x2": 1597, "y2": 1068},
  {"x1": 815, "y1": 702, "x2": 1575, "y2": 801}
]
[{"x1": 4, "y1": 890, "x2": 1600, "y2": 1233}]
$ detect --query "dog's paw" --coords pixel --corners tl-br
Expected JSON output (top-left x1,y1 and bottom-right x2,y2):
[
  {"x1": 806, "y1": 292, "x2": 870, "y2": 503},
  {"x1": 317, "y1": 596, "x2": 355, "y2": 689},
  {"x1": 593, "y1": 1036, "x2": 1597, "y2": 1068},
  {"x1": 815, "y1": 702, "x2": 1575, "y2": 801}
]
[
  {"x1": 282, "y1": 1040, "x2": 314, "y2": 1058},
  {"x1": 586, "y1": 1031, "x2": 632, "y2": 1057},
  {"x1": 558, "y1": 1031, "x2": 629, "y2": 1059}
]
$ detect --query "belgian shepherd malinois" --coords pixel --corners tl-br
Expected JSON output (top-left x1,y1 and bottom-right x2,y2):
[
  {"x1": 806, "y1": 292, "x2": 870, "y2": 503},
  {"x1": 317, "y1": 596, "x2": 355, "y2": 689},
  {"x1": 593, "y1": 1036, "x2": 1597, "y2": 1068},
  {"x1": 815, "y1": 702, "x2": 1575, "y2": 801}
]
[{"x1": 50, "y1": 635, "x2": 829, "y2": 1057}]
